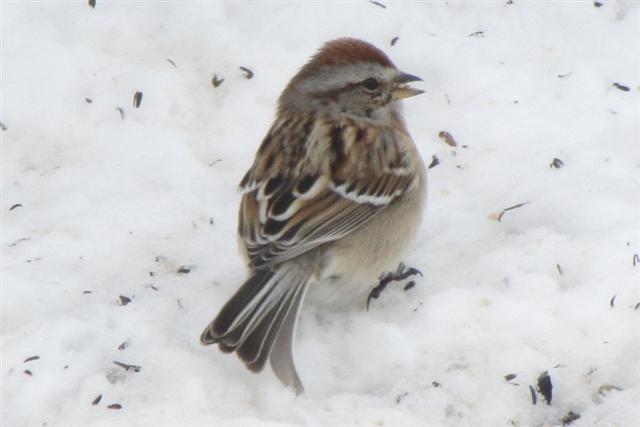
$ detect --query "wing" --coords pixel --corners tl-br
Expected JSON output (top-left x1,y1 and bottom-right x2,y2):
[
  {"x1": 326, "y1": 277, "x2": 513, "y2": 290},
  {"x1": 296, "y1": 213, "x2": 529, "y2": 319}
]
[{"x1": 238, "y1": 114, "x2": 421, "y2": 270}]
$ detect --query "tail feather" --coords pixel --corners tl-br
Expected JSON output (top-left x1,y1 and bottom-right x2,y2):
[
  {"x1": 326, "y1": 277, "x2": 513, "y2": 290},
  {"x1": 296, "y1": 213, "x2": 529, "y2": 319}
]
[{"x1": 200, "y1": 263, "x2": 310, "y2": 391}]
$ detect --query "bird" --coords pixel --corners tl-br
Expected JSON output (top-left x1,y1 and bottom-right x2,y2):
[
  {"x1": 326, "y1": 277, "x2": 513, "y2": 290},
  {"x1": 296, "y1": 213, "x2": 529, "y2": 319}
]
[{"x1": 200, "y1": 38, "x2": 426, "y2": 394}]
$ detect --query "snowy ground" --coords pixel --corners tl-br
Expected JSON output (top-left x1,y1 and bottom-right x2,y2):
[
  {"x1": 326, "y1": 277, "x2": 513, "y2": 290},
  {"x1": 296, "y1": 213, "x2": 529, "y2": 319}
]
[{"x1": 2, "y1": 2, "x2": 639, "y2": 426}]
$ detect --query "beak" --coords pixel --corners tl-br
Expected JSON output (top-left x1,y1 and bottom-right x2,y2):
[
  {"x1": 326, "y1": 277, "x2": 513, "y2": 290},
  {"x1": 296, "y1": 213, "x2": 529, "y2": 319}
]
[{"x1": 392, "y1": 71, "x2": 425, "y2": 100}]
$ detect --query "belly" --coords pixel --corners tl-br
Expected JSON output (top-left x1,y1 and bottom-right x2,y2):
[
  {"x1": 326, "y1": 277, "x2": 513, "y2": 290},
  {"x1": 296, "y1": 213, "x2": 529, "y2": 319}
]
[{"x1": 308, "y1": 180, "x2": 426, "y2": 309}]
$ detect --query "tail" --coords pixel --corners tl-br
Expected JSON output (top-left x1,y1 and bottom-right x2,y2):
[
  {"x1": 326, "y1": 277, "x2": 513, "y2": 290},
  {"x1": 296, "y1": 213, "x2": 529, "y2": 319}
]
[{"x1": 200, "y1": 262, "x2": 311, "y2": 394}]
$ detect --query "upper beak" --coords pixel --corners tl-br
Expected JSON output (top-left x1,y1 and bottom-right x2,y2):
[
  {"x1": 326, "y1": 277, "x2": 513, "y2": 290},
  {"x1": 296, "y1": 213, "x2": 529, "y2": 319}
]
[{"x1": 392, "y1": 71, "x2": 425, "y2": 100}]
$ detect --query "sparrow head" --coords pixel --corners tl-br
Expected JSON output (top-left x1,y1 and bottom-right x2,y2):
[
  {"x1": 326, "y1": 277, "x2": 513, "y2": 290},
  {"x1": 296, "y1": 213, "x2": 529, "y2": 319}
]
[{"x1": 279, "y1": 38, "x2": 424, "y2": 122}]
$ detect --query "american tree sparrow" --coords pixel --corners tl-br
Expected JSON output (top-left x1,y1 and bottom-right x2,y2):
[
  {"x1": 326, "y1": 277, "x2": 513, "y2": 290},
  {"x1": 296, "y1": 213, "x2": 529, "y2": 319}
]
[{"x1": 201, "y1": 38, "x2": 426, "y2": 394}]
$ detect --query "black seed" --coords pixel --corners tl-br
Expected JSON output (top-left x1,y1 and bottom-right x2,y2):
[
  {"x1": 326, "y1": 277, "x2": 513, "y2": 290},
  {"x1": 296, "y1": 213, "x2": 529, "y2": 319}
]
[
  {"x1": 432, "y1": 381, "x2": 441, "y2": 387},
  {"x1": 88, "y1": 0, "x2": 96, "y2": 8},
  {"x1": 107, "y1": 404, "x2": 122, "y2": 410},
  {"x1": 24, "y1": 370, "x2": 32, "y2": 376},
  {"x1": 132, "y1": 91, "x2": 143, "y2": 108},
  {"x1": 369, "y1": 0, "x2": 386, "y2": 8},
  {"x1": 504, "y1": 373, "x2": 517, "y2": 381},
  {"x1": 562, "y1": 411, "x2": 581, "y2": 425},
  {"x1": 537, "y1": 371, "x2": 553, "y2": 405},
  {"x1": 118, "y1": 341, "x2": 127, "y2": 350},
  {"x1": 177, "y1": 266, "x2": 191, "y2": 274},
  {"x1": 9, "y1": 203, "x2": 22, "y2": 211},
  {"x1": 212, "y1": 75, "x2": 224, "y2": 88},
  {"x1": 529, "y1": 385, "x2": 537, "y2": 405},
  {"x1": 24, "y1": 355, "x2": 39, "y2": 363},
  {"x1": 610, "y1": 295, "x2": 616, "y2": 307},
  {"x1": 428, "y1": 155, "x2": 440, "y2": 169},
  {"x1": 296, "y1": 175, "x2": 317, "y2": 194},
  {"x1": 390, "y1": 37, "x2": 399, "y2": 46},
  {"x1": 113, "y1": 361, "x2": 141, "y2": 372},
  {"x1": 633, "y1": 254, "x2": 639, "y2": 266},
  {"x1": 118, "y1": 295, "x2": 132, "y2": 306},
  {"x1": 239, "y1": 66, "x2": 254, "y2": 79},
  {"x1": 612, "y1": 82, "x2": 630, "y2": 92},
  {"x1": 468, "y1": 31, "x2": 484, "y2": 38},
  {"x1": 92, "y1": 394, "x2": 102, "y2": 406},
  {"x1": 403, "y1": 281, "x2": 415, "y2": 291},
  {"x1": 550, "y1": 158, "x2": 565, "y2": 168}
]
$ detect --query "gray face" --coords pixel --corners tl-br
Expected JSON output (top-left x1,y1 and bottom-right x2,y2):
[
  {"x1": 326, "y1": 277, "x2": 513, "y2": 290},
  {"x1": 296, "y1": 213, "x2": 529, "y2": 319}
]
[{"x1": 284, "y1": 62, "x2": 401, "y2": 122}]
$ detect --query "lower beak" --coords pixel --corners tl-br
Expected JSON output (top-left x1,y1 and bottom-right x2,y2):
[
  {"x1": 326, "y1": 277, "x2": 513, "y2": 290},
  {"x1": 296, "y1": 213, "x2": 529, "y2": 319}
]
[{"x1": 392, "y1": 86, "x2": 425, "y2": 100}]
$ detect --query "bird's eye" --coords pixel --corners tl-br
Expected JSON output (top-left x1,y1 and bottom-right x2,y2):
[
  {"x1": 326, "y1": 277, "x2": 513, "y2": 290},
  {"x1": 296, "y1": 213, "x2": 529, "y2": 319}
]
[{"x1": 361, "y1": 78, "x2": 379, "y2": 91}]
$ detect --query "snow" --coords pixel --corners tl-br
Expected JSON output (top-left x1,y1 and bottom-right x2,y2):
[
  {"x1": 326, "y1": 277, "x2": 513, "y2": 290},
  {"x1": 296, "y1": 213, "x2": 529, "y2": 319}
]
[{"x1": 2, "y1": 1, "x2": 639, "y2": 426}]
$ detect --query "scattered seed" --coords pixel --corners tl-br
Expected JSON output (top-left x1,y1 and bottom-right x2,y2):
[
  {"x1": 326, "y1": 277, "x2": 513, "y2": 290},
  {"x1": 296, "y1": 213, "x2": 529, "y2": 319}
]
[
  {"x1": 117, "y1": 341, "x2": 127, "y2": 350},
  {"x1": 550, "y1": 158, "x2": 565, "y2": 168},
  {"x1": 63, "y1": 365, "x2": 69, "y2": 369},
  {"x1": 0, "y1": 122, "x2": 7, "y2": 131},
  {"x1": 24, "y1": 369, "x2": 33, "y2": 376},
  {"x1": 177, "y1": 298, "x2": 184, "y2": 310},
  {"x1": 107, "y1": 403, "x2": 122, "y2": 410},
  {"x1": 369, "y1": 0, "x2": 386, "y2": 8},
  {"x1": 239, "y1": 66, "x2": 254, "y2": 79},
  {"x1": 633, "y1": 254, "x2": 639, "y2": 266},
  {"x1": 505, "y1": 373, "x2": 517, "y2": 381},
  {"x1": 593, "y1": 1, "x2": 602, "y2": 7},
  {"x1": 468, "y1": 31, "x2": 484, "y2": 38},
  {"x1": 24, "y1": 355, "x2": 40, "y2": 363},
  {"x1": 610, "y1": 294, "x2": 616, "y2": 308},
  {"x1": 9, "y1": 203, "x2": 22, "y2": 211},
  {"x1": 562, "y1": 411, "x2": 581, "y2": 425},
  {"x1": 537, "y1": 371, "x2": 553, "y2": 405},
  {"x1": 403, "y1": 281, "x2": 415, "y2": 291},
  {"x1": 598, "y1": 384, "x2": 623, "y2": 396},
  {"x1": 82, "y1": 290, "x2": 92, "y2": 294},
  {"x1": 176, "y1": 266, "x2": 191, "y2": 274},
  {"x1": 116, "y1": 107, "x2": 125, "y2": 120},
  {"x1": 209, "y1": 217, "x2": 214, "y2": 225},
  {"x1": 146, "y1": 284, "x2": 158, "y2": 291},
  {"x1": 85, "y1": 98, "x2": 93, "y2": 104},
  {"x1": 395, "y1": 392, "x2": 408, "y2": 403},
  {"x1": 557, "y1": 72, "x2": 573, "y2": 78},
  {"x1": 166, "y1": 58, "x2": 176, "y2": 68},
  {"x1": 634, "y1": 302, "x2": 640, "y2": 310},
  {"x1": 390, "y1": 37, "x2": 399, "y2": 46},
  {"x1": 88, "y1": 0, "x2": 96, "y2": 8},
  {"x1": 428, "y1": 155, "x2": 440, "y2": 169},
  {"x1": 556, "y1": 264, "x2": 563, "y2": 275},
  {"x1": 432, "y1": 381, "x2": 441, "y2": 387},
  {"x1": 92, "y1": 394, "x2": 102, "y2": 406},
  {"x1": 497, "y1": 201, "x2": 529, "y2": 222},
  {"x1": 529, "y1": 385, "x2": 537, "y2": 405},
  {"x1": 208, "y1": 159, "x2": 222, "y2": 167},
  {"x1": 132, "y1": 91, "x2": 143, "y2": 108},
  {"x1": 211, "y1": 74, "x2": 224, "y2": 88},
  {"x1": 117, "y1": 295, "x2": 132, "y2": 306},
  {"x1": 438, "y1": 130, "x2": 458, "y2": 147},
  {"x1": 613, "y1": 83, "x2": 630, "y2": 92},
  {"x1": 113, "y1": 361, "x2": 141, "y2": 372}
]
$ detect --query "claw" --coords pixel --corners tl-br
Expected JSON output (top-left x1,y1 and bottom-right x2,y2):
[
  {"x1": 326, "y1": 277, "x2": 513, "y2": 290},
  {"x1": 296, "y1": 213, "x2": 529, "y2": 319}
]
[{"x1": 366, "y1": 263, "x2": 423, "y2": 310}]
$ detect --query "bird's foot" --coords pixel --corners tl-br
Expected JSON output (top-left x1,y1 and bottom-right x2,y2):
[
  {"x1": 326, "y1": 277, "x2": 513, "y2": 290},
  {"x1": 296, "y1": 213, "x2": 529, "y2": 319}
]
[{"x1": 366, "y1": 263, "x2": 422, "y2": 310}]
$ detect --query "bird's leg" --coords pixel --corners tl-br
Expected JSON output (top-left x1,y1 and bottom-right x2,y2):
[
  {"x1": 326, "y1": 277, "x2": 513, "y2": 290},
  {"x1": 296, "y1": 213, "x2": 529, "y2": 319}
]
[{"x1": 366, "y1": 263, "x2": 423, "y2": 310}]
